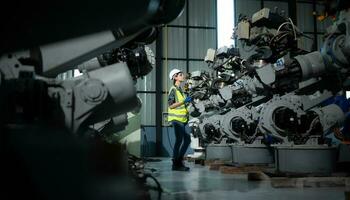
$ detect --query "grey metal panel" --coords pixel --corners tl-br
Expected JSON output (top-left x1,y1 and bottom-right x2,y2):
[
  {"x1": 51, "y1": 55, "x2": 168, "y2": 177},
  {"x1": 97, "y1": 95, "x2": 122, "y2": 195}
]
[
  {"x1": 235, "y1": 0, "x2": 260, "y2": 24},
  {"x1": 264, "y1": 1, "x2": 289, "y2": 16},
  {"x1": 136, "y1": 66, "x2": 156, "y2": 91},
  {"x1": 137, "y1": 93, "x2": 156, "y2": 125},
  {"x1": 189, "y1": 0, "x2": 216, "y2": 27},
  {"x1": 316, "y1": 4, "x2": 333, "y2": 33},
  {"x1": 232, "y1": 145, "x2": 274, "y2": 164},
  {"x1": 206, "y1": 144, "x2": 233, "y2": 161},
  {"x1": 276, "y1": 147, "x2": 337, "y2": 174},
  {"x1": 162, "y1": 60, "x2": 187, "y2": 92},
  {"x1": 297, "y1": 3, "x2": 314, "y2": 32},
  {"x1": 189, "y1": 29, "x2": 216, "y2": 59},
  {"x1": 189, "y1": 61, "x2": 208, "y2": 72},
  {"x1": 169, "y1": 3, "x2": 187, "y2": 26},
  {"x1": 298, "y1": 33, "x2": 314, "y2": 52},
  {"x1": 163, "y1": 27, "x2": 187, "y2": 58}
]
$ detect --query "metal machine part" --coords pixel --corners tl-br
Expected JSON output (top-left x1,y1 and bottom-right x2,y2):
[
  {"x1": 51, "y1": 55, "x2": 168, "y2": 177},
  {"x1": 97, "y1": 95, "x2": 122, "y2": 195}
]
[
  {"x1": 294, "y1": 51, "x2": 326, "y2": 81},
  {"x1": 235, "y1": 7, "x2": 305, "y2": 63},
  {"x1": 258, "y1": 94, "x2": 304, "y2": 143},
  {"x1": 78, "y1": 45, "x2": 155, "y2": 79},
  {"x1": 258, "y1": 92, "x2": 344, "y2": 144},
  {"x1": 187, "y1": 70, "x2": 211, "y2": 95},
  {"x1": 204, "y1": 48, "x2": 216, "y2": 63},
  {"x1": 0, "y1": 41, "x2": 155, "y2": 135},
  {"x1": 189, "y1": 109, "x2": 222, "y2": 144},
  {"x1": 65, "y1": 62, "x2": 138, "y2": 133},
  {"x1": 40, "y1": 31, "x2": 130, "y2": 77},
  {"x1": 311, "y1": 104, "x2": 345, "y2": 134},
  {"x1": 220, "y1": 106, "x2": 259, "y2": 143},
  {"x1": 279, "y1": 9, "x2": 350, "y2": 86},
  {"x1": 198, "y1": 114, "x2": 223, "y2": 143},
  {"x1": 1, "y1": 57, "x2": 140, "y2": 134}
]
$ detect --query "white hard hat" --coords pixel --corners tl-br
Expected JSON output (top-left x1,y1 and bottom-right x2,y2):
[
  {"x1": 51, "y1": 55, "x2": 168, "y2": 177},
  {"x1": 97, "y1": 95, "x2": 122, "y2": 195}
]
[{"x1": 169, "y1": 68, "x2": 182, "y2": 80}]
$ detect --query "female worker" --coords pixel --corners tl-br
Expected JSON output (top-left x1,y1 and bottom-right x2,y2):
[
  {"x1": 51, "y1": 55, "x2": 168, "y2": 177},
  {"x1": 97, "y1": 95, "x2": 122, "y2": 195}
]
[{"x1": 168, "y1": 68, "x2": 192, "y2": 171}]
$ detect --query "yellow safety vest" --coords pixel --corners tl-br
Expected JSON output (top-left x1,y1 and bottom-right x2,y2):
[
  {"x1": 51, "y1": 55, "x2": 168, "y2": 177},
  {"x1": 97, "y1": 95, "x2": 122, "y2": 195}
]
[{"x1": 167, "y1": 86, "x2": 189, "y2": 123}]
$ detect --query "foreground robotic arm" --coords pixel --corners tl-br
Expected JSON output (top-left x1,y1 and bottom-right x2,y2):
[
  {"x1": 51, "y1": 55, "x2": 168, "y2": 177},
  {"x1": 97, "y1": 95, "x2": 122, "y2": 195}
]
[
  {"x1": 0, "y1": 1, "x2": 186, "y2": 199},
  {"x1": 0, "y1": 0, "x2": 185, "y2": 135},
  {"x1": 0, "y1": 33, "x2": 153, "y2": 134}
]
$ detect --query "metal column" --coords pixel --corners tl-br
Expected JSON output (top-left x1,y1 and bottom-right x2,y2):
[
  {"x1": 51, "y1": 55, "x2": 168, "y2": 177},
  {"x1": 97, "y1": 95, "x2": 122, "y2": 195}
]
[
  {"x1": 288, "y1": 0, "x2": 297, "y2": 25},
  {"x1": 155, "y1": 29, "x2": 163, "y2": 156}
]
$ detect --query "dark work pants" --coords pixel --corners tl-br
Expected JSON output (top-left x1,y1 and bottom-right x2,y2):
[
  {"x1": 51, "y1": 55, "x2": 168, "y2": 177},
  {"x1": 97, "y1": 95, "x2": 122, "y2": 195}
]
[{"x1": 172, "y1": 121, "x2": 191, "y2": 161}]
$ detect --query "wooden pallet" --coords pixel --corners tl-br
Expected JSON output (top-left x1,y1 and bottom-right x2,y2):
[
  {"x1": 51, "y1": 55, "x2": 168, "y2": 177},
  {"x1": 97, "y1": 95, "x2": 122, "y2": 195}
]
[
  {"x1": 206, "y1": 163, "x2": 350, "y2": 188},
  {"x1": 204, "y1": 159, "x2": 227, "y2": 170},
  {"x1": 185, "y1": 156, "x2": 206, "y2": 165},
  {"x1": 220, "y1": 165, "x2": 271, "y2": 174},
  {"x1": 219, "y1": 165, "x2": 273, "y2": 181},
  {"x1": 268, "y1": 176, "x2": 350, "y2": 188}
]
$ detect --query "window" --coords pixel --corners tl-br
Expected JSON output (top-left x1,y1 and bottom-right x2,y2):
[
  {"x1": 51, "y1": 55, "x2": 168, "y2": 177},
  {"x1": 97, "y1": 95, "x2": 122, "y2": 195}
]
[{"x1": 217, "y1": 0, "x2": 235, "y2": 47}]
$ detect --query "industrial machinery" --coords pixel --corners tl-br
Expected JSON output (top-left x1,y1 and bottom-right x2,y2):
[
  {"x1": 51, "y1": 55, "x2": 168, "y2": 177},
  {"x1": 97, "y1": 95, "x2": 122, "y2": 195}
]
[
  {"x1": 0, "y1": 0, "x2": 185, "y2": 199},
  {"x1": 188, "y1": 7, "x2": 308, "y2": 145},
  {"x1": 188, "y1": 3, "x2": 350, "y2": 171}
]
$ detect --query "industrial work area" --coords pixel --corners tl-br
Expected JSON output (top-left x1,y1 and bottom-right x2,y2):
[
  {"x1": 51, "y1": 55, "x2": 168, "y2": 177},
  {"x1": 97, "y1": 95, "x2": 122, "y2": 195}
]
[{"x1": 1, "y1": 0, "x2": 350, "y2": 199}]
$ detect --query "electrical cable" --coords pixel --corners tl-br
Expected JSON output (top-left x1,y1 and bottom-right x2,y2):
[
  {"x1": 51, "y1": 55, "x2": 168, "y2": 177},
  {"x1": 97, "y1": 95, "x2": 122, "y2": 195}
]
[
  {"x1": 127, "y1": 153, "x2": 163, "y2": 200},
  {"x1": 301, "y1": 116, "x2": 320, "y2": 136},
  {"x1": 212, "y1": 56, "x2": 233, "y2": 70},
  {"x1": 276, "y1": 22, "x2": 292, "y2": 34},
  {"x1": 288, "y1": 18, "x2": 297, "y2": 40},
  {"x1": 144, "y1": 174, "x2": 163, "y2": 200}
]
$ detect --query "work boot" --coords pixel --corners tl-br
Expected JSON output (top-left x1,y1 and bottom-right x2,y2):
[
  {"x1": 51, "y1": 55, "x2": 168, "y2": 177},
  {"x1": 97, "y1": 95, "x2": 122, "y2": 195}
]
[
  {"x1": 172, "y1": 159, "x2": 190, "y2": 171},
  {"x1": 178, "y1": 157, "x2": 190, "y2": 170}
]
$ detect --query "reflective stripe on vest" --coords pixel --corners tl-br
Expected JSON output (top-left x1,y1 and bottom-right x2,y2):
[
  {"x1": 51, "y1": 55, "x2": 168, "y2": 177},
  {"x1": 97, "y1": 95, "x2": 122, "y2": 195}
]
[{"x1": 168, "y1": 86, "x2": 188, "y2": 123}]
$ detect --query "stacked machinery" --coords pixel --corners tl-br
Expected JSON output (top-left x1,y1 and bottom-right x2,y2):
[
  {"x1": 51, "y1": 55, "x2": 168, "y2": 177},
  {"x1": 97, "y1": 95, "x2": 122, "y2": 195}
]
[{"x1": 187, "y1": 2, "x2": 350, "y2": 173}]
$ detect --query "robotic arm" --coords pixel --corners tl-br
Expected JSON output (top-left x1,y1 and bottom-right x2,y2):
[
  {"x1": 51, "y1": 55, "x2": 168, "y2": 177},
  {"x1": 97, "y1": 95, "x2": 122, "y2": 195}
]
[{"x1": 0, "y1": 0, "x2": 186, "y2": 135}]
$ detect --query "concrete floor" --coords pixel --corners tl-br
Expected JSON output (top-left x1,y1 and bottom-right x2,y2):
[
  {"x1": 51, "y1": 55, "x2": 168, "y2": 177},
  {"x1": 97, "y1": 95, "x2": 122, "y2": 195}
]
[{"x1": 146, "y1": 158, "x2": 347, "y2": 200}]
